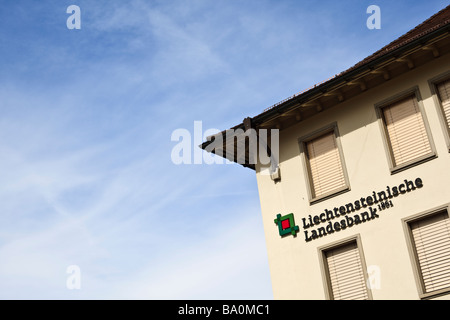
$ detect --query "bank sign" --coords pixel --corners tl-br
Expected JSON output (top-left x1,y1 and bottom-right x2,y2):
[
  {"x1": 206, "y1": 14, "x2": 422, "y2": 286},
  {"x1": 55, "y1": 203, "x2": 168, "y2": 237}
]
[{"x1": 275, "y1": 177, "x2": 423, "y2": 242}]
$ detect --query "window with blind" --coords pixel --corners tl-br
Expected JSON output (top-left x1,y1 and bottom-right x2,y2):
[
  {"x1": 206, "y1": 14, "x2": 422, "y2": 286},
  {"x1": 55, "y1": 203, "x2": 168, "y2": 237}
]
[
  {"x1": 437, "y1": 79, "x2": 450, "y2": 131},
  {"x1": 436, "y1": 79, "x2": 450, "y2": 150},
  {"x1": 407, "y1": 210, "x2": 450, "y2": 298},
  {"x1": 303, "y1": 127, "x2": 348, "y2": 201},
  {"x1": 321, "y1": 239, "x2": 371, "y2": 300},
  {"x1": 381, "y1": 95, "x2": 434, "y2": 169}
]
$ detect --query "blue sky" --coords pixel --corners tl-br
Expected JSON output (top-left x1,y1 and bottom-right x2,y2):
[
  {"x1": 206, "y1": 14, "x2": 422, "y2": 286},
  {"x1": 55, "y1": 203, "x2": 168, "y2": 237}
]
[{"x1": 0, "y1": 0, "x2": 448, "y2": 299}]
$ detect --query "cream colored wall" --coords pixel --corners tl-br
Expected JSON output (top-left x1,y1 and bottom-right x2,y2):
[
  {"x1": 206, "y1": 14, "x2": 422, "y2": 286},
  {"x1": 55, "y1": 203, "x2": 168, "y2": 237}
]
[{"x1": 256, "y1": 53, "x2": 450, "y2": 300}]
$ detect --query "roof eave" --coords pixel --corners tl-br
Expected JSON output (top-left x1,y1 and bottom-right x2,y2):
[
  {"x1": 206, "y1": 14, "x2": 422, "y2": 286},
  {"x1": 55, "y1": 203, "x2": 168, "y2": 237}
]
[
  {"x1": 250, "y1": 24, "x2": 450, "y2": 128},
  {"x1": 200, "y1": 22, "x2": 450, "y2": 170}
]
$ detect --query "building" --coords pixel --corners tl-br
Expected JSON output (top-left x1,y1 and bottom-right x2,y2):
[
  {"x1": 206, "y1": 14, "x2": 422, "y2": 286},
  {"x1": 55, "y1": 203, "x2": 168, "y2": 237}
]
[{"x1": 201, "y1": 5, "x2": 450, "y2": 300}]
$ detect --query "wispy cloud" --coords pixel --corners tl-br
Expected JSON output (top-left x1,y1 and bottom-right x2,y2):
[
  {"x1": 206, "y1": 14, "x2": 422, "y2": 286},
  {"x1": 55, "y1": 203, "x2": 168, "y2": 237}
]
[{"x1": 1, "y1": 0, "x2": 447, "y2": 299}]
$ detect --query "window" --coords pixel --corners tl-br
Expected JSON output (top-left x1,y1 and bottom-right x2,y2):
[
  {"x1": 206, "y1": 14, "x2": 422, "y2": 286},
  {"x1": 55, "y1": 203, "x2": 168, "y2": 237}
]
[
  {"x1": 403, "y1": 206, "x2": 450, "y2": 299},
  {"x1": 435, "y1": 78, "x2": 450, "y2": 151},
  {"x1": 299, "y1": 124, "x2": 349, "y2": 203},
  {"x1": 437, "y1": 80, "x2": 450, "y2": 131},
  {"x1": 377, "y1": 89, "x2": 435, "y2": 173},
  {"x1": 319, "y1": 235, "x2": 372, "y2": 300}
]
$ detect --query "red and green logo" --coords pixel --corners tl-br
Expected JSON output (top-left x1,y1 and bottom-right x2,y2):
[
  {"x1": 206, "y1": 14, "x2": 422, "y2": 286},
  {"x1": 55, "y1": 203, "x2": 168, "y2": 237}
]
[{"x1": 274, "y1": 213, "x2": 299, "y2": 237}]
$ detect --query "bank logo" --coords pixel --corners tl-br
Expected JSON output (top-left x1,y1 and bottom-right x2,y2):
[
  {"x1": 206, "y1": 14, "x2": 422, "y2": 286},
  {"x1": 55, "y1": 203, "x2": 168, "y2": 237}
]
[{"x1": 274, "y1": 213, "x2": 299, "y2": 237}]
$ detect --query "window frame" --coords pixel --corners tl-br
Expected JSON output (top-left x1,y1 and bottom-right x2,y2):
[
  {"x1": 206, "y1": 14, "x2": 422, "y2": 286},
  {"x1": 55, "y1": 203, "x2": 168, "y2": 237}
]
[
  {"x1": 318, "y1": 234, "x2": 373, "y2": 300},
  {"x1": 375, "y1": 86, "x2": 437, "y2": 174},
  {"x1": 402, "y1": 204, "x2": 450, "y2": 300},
  {"x1": 298, "y1": 122, "x2": 350, "y2": 205},
  {"x1": 429, "y1": 72, "x2": 450, "y2": 152}
]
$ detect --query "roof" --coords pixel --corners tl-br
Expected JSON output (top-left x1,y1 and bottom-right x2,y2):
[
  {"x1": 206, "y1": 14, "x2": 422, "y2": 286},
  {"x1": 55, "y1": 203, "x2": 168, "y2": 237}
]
[
  {"x1": 201, "y1": 4, "x2": 450, "y2": 170},
  {"x1": 263, "y1": 4, "x2": 450, "y2": 114}
]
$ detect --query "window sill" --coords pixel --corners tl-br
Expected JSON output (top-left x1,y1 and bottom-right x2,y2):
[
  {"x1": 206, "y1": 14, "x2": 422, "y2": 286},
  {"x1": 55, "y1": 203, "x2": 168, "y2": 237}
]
[
  {"x1": 309, "y1": 186, "x2": 351, "y2": 206},
  {"x1": 420, "y1": 287, "x2": 450, "y2": 300},
  {"x1": 390, "y1": 152, "x2": 437, "y2": 175}
]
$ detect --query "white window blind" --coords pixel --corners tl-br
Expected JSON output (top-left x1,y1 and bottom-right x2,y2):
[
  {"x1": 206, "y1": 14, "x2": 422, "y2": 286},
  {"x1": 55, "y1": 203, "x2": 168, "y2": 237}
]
[
  {"x1": 383, "y1": 96, "x2": 432, "y2": 166},
  {"x1": 437, "y1": 80, "x2": 450, "y2": 131},
  {"x1": 410, "y1": 211, "x2": 450, "y2": 294},
  {"x1": 325, "y1": 241, "x2": 369, "y2": 300},
  {"x1": 306, "y1": 131, "x2": 346, "y2": 198}
]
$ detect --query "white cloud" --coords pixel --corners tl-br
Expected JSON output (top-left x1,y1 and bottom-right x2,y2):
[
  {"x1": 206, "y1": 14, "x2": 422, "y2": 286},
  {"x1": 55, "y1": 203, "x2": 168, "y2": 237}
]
[
  {"x1": 5, "y1": 0, "x2": 445, "y2": 300},
  {"x1": 106, "y1": 206, "x2": 272, "y2": 300}
]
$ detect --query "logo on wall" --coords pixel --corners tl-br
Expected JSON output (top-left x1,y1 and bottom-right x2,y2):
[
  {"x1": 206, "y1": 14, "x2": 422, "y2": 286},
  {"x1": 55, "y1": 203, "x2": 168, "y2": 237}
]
[{"x1": 274, "y1": 213, "x2": 299, "y2": 237}]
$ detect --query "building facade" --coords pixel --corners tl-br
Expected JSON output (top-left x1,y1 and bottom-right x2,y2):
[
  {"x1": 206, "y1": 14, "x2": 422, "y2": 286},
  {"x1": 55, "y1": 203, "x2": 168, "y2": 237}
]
[{"x1": 202, "y1": 6, "x2": 450, "y2": 300}]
